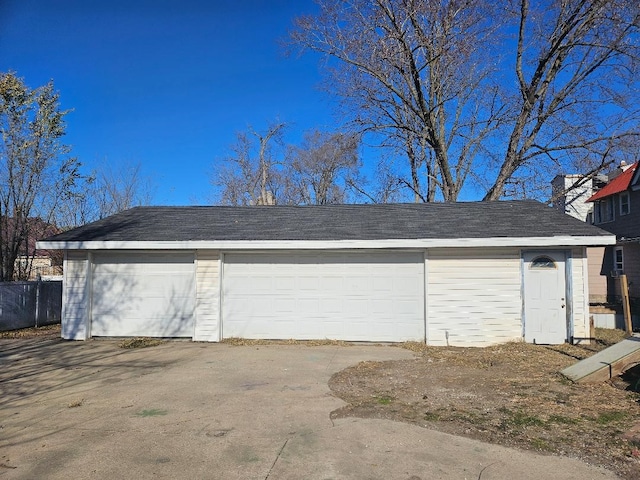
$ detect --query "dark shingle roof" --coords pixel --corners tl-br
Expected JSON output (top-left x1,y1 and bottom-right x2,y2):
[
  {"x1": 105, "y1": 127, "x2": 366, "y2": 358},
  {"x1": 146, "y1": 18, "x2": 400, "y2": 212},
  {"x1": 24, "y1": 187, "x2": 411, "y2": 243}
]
[{"x1": 42, "y1": 201, "x2": 611, "y2": 243}]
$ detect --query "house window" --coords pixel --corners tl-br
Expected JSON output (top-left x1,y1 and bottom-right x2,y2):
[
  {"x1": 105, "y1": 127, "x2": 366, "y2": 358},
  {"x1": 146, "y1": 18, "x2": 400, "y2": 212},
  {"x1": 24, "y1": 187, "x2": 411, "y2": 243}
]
[
  {"x1": 613, "y1": 247, "x2": 624, "y2": 273},
  {"x1": 620, "y1": 192, "x2": 630, "y2": 216},
  {"x1": 594, "y1": 197, "x2": 614, "y2": 224},
  {"x1": 530, "y1": 256, "x2": 557, "y2": 269}
]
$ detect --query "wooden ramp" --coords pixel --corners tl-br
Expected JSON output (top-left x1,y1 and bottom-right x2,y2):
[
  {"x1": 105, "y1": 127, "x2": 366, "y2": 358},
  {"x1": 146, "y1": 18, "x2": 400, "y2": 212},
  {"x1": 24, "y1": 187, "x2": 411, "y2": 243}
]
[{"x1": 560, "y1": 335, "x2": 640, "y2": 383}]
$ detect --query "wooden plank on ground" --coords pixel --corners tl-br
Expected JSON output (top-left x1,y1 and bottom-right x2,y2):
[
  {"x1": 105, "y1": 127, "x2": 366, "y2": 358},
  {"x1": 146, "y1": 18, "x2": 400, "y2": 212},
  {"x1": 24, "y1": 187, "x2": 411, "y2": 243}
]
[
  {"x1": 560, "y1": 335, "x2": 640, "y2": 383},
  {"x1": 621, "y1": 275, "x2": 633, "y2": 334}
]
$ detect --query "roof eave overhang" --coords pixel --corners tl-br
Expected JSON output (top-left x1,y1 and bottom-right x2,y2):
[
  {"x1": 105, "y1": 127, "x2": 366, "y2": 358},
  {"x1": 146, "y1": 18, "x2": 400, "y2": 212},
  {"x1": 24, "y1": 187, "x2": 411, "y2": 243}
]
[{"x1": 37, "y1": 235, "x2": 617, "y2": 251}]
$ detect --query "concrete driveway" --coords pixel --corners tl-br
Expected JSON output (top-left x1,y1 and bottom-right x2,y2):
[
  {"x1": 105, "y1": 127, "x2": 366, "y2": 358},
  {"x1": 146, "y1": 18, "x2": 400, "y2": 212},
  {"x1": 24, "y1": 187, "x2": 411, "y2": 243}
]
[{"x1": 0, "y1": 339, "x2": 617, "y2": 480}]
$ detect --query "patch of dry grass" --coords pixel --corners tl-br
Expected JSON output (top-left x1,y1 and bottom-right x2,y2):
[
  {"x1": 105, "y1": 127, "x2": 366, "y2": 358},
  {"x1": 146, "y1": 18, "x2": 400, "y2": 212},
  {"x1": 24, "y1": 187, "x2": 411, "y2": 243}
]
[
  {"x1": 68, "y1": 398, "x2": 84, "y2": 408},
  {"x1": 595, "y1": 327, "x2": 630, "y2": 346},
  {"x1": 330, "y1": 328, "x2": 640, "y2": 479},
  {"x1": 0, "y1": 324, "x2": 60, "y2": 339},
  {"x1": 118, "y1": 337, "x2": 166, "y2": 349},
  {"x1": 400, "y1": 328, "x2": 629, "y2": 358},
  {"x1": 221, "y1": 337, "x2": 351, "y2": 347},
  {"x1": 397, "y1": 341, "x2": 428, "y2": 353}
]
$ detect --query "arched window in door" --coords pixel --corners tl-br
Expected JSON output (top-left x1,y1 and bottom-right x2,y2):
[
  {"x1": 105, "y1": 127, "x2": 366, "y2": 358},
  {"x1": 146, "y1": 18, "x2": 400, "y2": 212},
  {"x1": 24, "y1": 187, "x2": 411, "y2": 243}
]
[{"x1": 530, "y1": 256, "x2": 557, "y2": 270}]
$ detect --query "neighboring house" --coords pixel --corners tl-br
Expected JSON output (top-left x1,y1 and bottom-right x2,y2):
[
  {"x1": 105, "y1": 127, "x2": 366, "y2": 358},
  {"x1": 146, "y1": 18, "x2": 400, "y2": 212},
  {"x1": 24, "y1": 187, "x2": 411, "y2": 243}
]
[
  {"x1": 37, "y1": 201, "x2": 614, "y2": 346},
  {"x1": 3, "y1": 217, "x2": 63, "y2": 280},
  {"x1": 551, "y1": 174, "x2": 605, "y2": 222},
  {"x1": 15, "y1": 255, "x2": 63, "y2": 280},
  {"x1": 586, "y1": 161, "x2": 640, "y2": 315},
  {"x1": 552, "y1": 173, "x2": 609, "y2": 304}
]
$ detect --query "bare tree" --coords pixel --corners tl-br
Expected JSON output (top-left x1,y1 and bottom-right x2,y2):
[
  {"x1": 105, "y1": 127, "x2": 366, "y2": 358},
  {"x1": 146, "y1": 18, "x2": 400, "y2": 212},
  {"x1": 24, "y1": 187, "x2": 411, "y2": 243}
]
[
  {"x1": 55, "y1": 160, "x2": 154, "y2": 228},
  {"x1": 93, "y1": 162, "x2": 153, "y2": 218},
  {"x1": 212, "y1": 122, "x2": 286, "y2": 205},
  {"x1": 291, "y1": 0, "x2": 639, "y2": 202},
  {"x1": 0, "y1": 72, "x2": 80, "y2": 280},
  {"x1": 291, "y1": 0, "x2": 506, "y2": 202},
  {"x1": 484, "y1": 0, "x2": 640, "y2": 200},
  {"x1": 286, "y1": 130, "x2": 361, "y2": 205},
  {"x1": 347, "y1": 156, "x2": 406, "y2": 203},
  {"x1": 213, "y1": 125, "x2": 367, "y2": 206}
]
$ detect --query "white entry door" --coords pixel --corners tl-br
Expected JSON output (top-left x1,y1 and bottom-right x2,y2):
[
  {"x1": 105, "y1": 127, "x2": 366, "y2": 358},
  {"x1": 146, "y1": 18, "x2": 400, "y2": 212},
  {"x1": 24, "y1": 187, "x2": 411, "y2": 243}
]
[{"x1": 523, "y1": 251, "x2": 567, "y2": 344}]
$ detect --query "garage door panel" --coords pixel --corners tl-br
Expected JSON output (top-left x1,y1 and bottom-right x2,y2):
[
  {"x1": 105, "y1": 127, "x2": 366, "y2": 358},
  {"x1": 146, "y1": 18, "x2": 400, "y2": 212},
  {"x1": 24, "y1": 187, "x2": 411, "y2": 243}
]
[
  {"x1": 95, "y1": 275, "x2": 192, "y2": 296},
  {"x1": 276, "y1": 277, "x2": 296, "y2": 291},
  {"x1": 92, "y1": 278, "x2": 194, "y2": 302},
  {"x1": 93, "y1": 295, "x2": 193, "y2": 316},
  {"x1": 394, "y1": 299, "x2": 424, "y2": 315},
  {"x1": 396, "y1": 277, "x2": 422, "y2": 294},
  {"x1": 298, "y1": 297, "x2": 319, "y2": 312},
  {"x1": 274, "y1": 298, "x2": 296, "y2": 313},
  {"x1": 297, "y1": 276, "x2": 318, "y2": 290},
  {"x1": 222, "y1": 251, "x2": 424, "y2": 342},
  {"x1": 91, "y1": 253, "x2": 195, "y2": 338},
  {"x1": 321, "y1": 298, "x2": 342, "y2": 313},
  {"x1": 92, "y1": 313, "x2": 193, "y2": 337},
  {"x1": 319, "y1": 276, "x2": 343, "y2": 291}
]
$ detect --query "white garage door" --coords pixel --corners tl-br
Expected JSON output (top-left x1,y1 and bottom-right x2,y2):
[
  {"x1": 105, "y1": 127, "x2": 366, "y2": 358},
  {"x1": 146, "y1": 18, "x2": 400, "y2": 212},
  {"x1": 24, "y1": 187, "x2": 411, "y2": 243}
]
[
  {"x1": 222, "y1": 251, "x2": 425, "y2": 342},
  {"x1": 91, "y1": 252, "x2": 195, "y2": 337}
]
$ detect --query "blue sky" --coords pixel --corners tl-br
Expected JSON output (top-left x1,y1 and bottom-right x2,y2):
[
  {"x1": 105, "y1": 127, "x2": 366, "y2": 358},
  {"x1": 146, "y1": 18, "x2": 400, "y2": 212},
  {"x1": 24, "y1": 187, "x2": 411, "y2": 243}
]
[{"x1": 0, "y1": 0, "x2": 338, "y2": 205}]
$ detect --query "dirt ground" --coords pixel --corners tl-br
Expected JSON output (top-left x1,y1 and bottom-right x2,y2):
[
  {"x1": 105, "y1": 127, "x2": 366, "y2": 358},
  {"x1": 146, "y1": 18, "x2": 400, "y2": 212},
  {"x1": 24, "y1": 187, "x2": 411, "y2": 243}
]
[
  {"x1": 5, "y1": 325, "x2": 640, "y2": 478},
  {"x1": 330, "y1": 330, "x2": 640, "y2": 480}
]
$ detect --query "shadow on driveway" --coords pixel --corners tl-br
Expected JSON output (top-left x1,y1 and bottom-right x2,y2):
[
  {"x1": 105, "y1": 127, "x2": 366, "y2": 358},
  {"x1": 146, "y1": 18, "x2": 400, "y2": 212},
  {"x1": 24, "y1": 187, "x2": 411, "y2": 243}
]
[{"x1": 0, "y1": 338, "x2": 177, "y2": 408}]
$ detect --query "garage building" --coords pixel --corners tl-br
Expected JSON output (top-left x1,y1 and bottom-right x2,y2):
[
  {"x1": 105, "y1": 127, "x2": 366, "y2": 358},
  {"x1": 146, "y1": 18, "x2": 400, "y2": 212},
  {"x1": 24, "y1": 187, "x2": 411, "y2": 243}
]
[{"x1": 37, "y1": 201, "x2": 615, "y2": 346}]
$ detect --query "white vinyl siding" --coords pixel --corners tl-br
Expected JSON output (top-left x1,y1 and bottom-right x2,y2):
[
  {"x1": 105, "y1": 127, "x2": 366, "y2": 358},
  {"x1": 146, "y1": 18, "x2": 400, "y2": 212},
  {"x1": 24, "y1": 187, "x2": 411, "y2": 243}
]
[
  {"x1": 62, "y1": 250, "x2": 90, "y2": 340},
  {"x1": 427, "y1": 248, "x2": 522, "y2": 347},
  {"x1": 194, "y1": 251, "x2": 220, "y2": 341},
  {"x1": 91, "y1": 252, "x2": 195, "y2": 337},
  {"x1": 58, "y1": 244, "x2": 593, "y2": 346},
  {"x1": 222, "y1": 251, "x2": 425, "y2": 342}
]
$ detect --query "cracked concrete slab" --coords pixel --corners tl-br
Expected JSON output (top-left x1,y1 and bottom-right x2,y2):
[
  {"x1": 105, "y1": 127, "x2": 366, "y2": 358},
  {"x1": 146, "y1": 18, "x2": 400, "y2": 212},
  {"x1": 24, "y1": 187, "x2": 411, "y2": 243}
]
[{"x1": 0, "y1": 339, "x2": 617, "y2": 479}]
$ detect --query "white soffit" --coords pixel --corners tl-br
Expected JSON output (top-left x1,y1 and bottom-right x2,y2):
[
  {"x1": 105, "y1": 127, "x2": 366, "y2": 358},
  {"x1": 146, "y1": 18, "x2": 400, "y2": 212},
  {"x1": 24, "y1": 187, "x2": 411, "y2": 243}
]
[{"x1": 38, "y1": 235, "x2": 616, "y2": 250}]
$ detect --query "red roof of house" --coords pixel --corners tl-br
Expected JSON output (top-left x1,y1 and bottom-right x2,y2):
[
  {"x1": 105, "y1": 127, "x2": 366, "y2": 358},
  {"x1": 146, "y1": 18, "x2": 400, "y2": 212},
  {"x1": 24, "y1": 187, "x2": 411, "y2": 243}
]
[{"x1": 586, "y1": 162, "x2": 638, "y2": 202}]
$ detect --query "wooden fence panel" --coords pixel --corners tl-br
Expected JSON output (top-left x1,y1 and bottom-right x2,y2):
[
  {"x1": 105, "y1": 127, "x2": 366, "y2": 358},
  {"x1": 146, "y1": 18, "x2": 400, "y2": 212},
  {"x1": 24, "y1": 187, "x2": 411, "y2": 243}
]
[{"x1": 0, "y1": 281, "x2": 62, "y2": 331}]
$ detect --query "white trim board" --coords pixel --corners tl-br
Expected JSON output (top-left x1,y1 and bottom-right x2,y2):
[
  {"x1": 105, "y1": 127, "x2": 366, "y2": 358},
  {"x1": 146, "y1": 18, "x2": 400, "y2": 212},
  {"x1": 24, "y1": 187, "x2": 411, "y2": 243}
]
[{"x1": 38, "y1": 235, "x2": 616, "y2": 251}]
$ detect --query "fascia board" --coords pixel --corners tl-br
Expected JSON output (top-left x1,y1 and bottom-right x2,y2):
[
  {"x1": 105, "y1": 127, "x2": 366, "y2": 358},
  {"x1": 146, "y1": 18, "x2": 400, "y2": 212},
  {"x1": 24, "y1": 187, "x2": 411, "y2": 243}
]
[
  {"x1": 37, "y1": 235, "x2": 616, "y2": 251},
  {"x1": 632, "y1": 165, "x2": 640, "y2": 187}
]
